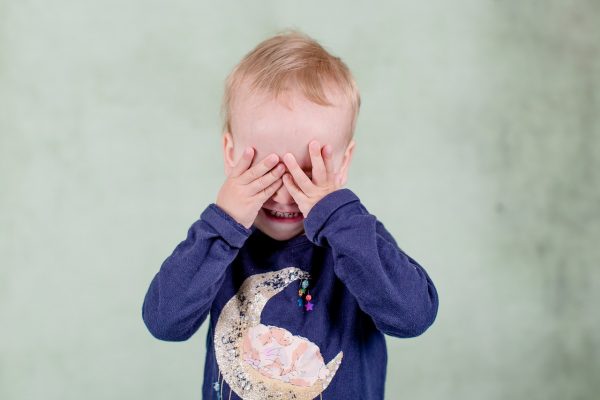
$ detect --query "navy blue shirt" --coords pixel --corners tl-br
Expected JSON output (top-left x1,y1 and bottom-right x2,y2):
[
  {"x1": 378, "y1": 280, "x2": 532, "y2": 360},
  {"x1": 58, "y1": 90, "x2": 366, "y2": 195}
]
[{"x1": 142, "y1": 188, "x2": 439, "y2": 399}]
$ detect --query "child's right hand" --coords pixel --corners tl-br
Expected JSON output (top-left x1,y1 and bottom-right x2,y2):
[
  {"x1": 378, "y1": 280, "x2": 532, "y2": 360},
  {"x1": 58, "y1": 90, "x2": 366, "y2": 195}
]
[{"x1": 216, "y1": 147, "x2": 286, "y2": 229}]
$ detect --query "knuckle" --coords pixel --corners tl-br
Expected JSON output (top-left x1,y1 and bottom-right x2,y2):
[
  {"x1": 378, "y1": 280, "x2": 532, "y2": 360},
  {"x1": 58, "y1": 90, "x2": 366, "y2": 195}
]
[
  {"x1": 270, "y1": 168, "x2": 281, "y2": 178},
  {"x1": 258, "y1": 174, "x2": 269, "y2": 189},
  {"x1": 261, "y1": 187, "x2": 269, "y2": 199}
]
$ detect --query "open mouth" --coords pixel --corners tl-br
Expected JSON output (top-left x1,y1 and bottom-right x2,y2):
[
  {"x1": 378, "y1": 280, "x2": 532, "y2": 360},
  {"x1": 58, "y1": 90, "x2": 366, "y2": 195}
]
[{"x1": 262, "y1": 207, "x2": 303, "y2": 222}]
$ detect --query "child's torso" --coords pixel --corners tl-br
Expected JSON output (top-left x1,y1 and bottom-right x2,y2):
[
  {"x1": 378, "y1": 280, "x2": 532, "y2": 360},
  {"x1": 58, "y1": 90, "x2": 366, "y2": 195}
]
[{"x1": 202, "y1": 242, "x2": 387, "y2": 400}]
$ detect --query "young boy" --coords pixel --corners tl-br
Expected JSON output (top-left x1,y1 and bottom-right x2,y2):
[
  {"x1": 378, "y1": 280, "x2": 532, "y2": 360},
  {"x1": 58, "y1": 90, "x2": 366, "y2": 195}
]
[{"x1": 142, "y1": 30, "x2": 439, "y2": 400}]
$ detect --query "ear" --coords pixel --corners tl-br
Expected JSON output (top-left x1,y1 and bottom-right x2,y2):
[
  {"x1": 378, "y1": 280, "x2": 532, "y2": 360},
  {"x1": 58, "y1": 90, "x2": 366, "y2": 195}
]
[
  {"x1": 222, "y1": 131, "x2": 236, "y2": 176},
  {"x1": 337, "y1": 139, "x2": 356, "y2": 187}
]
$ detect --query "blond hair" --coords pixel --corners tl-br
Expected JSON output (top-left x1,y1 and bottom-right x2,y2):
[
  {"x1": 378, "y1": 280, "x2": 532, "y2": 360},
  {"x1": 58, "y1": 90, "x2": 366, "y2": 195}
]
[{"x1": 220, "y1": 29, "x2": 361, "y2": 144}]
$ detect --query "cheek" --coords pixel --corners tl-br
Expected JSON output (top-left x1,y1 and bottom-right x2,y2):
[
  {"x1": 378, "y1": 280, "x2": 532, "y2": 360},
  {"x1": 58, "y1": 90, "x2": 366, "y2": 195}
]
[
  {"x1": 331, "y1": 153, "x2": 342, "y2": 170},
  {"x1": 333, "y1": 157, "x2": 346, "y2": 176}
]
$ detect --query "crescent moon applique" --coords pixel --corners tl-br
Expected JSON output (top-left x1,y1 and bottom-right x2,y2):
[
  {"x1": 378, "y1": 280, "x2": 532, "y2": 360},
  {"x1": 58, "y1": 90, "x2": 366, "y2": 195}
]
[{"x1": 213, "y1": 267, "x2": 344, "y2": 400}]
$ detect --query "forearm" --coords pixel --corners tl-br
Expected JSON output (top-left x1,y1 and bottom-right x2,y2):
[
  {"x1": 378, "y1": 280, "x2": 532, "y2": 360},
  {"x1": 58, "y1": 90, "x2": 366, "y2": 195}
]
[
  {"x1": 304, "y1": 189, "x2": 439, "y2": 338},
  {"x1": 142, "y1": 204, "x2": 252, "y2": 341}
]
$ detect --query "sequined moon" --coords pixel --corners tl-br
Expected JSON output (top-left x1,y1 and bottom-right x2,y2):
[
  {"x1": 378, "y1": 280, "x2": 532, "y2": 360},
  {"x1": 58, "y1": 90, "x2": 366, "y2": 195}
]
[{"x1": 213, "y1": 267, "x2": 344, "y2": 399}]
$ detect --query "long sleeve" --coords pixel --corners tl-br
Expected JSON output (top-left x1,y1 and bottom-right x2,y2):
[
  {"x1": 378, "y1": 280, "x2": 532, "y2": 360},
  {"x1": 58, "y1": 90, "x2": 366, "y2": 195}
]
[
  {"x1": 141, "y1": 203, "x2": 253, "y2": 342},
  {"x1": 303, "y1": 188, "x2": 439, "y2": 338}
]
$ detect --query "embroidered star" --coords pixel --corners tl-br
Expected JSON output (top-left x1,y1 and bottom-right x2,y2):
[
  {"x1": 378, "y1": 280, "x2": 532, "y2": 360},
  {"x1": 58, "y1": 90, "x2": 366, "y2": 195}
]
[{"x1": 305, "y1": 301, "x2": 314, "y2": 311}]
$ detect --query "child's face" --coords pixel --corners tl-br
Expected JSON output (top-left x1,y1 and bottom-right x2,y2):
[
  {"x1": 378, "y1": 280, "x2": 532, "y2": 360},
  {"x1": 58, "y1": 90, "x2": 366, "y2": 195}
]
[{"x1": 222, "y1": 83, "x2": 356, "y2": 241}]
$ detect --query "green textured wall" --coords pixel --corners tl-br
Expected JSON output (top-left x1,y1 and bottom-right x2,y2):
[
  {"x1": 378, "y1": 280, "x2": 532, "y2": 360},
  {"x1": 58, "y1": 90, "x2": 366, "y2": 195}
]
[{"x1": 1, "y1": 1, "x2": 598, "y2": 399}]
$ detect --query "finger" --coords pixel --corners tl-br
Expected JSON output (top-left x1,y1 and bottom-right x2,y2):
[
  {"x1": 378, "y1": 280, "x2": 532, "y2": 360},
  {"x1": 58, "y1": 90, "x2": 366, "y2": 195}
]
[
  {"x1": 322, "y1": 144, "x2": 336, "y2": 181},
  {"x1": 282, "y1": 173, "x2": 304, "y2": 201},
  {"x1": 239, "y1": 152, "x2": 280, "y2": 185},
  {"x1": 254, "y1": 176, "x2": 284, "y2": 203},
  {"x1": 249, "y1": 162, "x2": 286, "y2": 196},
  {"x1": 309, "y1": 140, "x2": 327, "y2": 185},
  {"x1": 282, "y1": 153, "x2": 313, "y2": 192},
  {"x1": 230, "y1": 147, "x2": 255, "y2": 178}
]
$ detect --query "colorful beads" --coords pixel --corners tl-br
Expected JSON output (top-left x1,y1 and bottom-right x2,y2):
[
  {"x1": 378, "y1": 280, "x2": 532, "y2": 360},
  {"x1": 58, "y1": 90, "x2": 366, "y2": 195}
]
[{"x1": 297, "y1": 278, "x2": 314, "y2": 312}]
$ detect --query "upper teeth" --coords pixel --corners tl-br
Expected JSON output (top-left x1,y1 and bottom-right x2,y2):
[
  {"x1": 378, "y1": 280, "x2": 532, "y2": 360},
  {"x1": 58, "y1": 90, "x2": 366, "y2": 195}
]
[{"x1": 268, "y1": 209, "x2": 300, "y2": 218}]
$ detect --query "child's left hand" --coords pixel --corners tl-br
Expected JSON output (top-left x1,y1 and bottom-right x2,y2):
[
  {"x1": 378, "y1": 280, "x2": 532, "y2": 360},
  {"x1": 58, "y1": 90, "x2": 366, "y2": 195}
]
[{"x1": 281, "y1": 140, "x2": 343, "y2": 218}]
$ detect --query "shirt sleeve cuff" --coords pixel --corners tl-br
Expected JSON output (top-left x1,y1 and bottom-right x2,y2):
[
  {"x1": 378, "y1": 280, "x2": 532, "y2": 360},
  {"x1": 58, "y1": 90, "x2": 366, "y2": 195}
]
[
  {"x1": 304, "y1": 188, "x2": 361, "y2": 244},
  {"x1": 200, "y1": 203, "x2": 253, "y2": 248}
]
